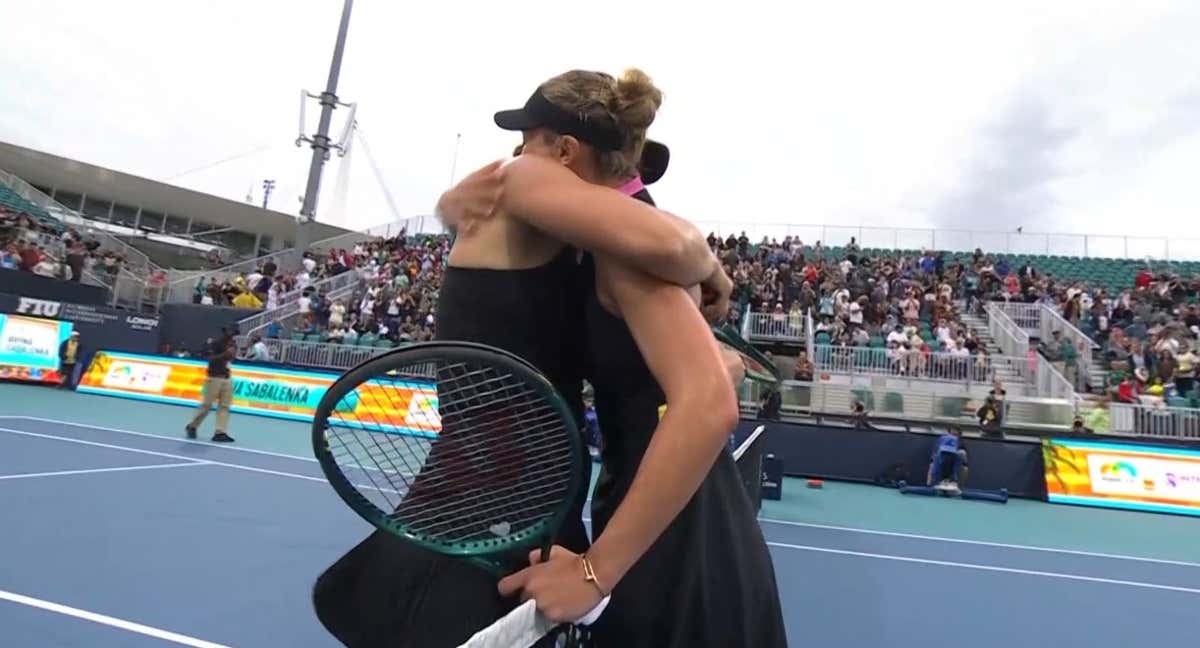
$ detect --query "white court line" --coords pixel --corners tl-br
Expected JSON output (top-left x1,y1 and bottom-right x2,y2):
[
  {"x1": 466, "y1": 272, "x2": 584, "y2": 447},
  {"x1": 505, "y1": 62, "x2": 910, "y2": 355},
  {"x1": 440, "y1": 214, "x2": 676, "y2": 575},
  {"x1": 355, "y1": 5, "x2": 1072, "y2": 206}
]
[
  {"x1": 5, "y1": 418, "x2": 1190, "y2": 571},
  {"x1": 765, "y1": 542, "x2": 1200, "y2": 596},
  {"x1": 3, "y1": 415, "x2": 408, "y2": 480},
  {"x1": 0, "y1": 415, "x2": 318, "y2": 463},
  {"x1": 0, "y1": 588, "x2": 231, "y2": 648},
  {"x1": 0, "y1": 426, "x2": 328, "y2": 485},
  {"x1": 758, "y1": 518, "x2": 1200, "y2": 569},
  {"x1": 0, "y1": 426, "x2": 402, "y2": 495},
  {"x1": 0, "y1": 462, "x2": 206, "y2": 481}
]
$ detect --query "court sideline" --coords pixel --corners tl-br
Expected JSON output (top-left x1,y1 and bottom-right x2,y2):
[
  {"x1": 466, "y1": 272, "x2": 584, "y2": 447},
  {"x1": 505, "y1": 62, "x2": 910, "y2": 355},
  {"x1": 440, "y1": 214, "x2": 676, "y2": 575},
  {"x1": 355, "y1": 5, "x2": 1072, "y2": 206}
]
[{"x1": 1, "y1": 385, "x2": 1198, "y2": 647}]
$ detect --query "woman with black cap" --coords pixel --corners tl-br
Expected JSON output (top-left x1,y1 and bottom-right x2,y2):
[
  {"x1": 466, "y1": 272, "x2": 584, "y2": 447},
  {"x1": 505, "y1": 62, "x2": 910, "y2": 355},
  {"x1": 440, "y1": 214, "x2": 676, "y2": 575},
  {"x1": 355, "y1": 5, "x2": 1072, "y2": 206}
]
[
  {"x1": 311, "y1": 70, "x2": 734, "y2": 647},
  {"x1": 486, "y1": 69, "x2": 786, "y2": 647}
]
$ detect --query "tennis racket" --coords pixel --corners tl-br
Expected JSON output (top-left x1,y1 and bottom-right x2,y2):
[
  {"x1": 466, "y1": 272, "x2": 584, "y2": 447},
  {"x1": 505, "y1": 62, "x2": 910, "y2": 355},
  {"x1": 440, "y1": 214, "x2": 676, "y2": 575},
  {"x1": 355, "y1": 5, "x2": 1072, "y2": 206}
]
[
  {"x1": 311, "y1": 341, "x2": 607, "y2": 647},
  {"x1": 712, "y1": 323, "x2": 781, "y2": 385}
]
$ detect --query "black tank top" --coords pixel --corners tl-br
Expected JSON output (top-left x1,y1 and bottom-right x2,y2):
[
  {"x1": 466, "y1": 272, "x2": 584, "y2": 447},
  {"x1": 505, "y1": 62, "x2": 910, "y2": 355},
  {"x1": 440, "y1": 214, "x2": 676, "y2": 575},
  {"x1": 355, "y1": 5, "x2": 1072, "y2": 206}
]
[
  {"x1": 436, "y1": 247, "x2": 586, "y2": 424},
  {"x1": 583, "y1": 190, "x2": 788, "y2": 648},
  {"x1": 312, "y1": 245, "x2": 593, "y2": 648}
]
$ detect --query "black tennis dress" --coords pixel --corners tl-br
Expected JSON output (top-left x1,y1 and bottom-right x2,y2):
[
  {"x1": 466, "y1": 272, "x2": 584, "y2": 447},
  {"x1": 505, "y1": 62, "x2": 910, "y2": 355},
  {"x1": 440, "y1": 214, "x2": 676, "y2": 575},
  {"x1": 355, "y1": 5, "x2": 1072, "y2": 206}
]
[
  {"x1": 312, "y1": 248, "x2": 591, "y2": 648},
  {"x1": 583, "y1": 206, "x2": 788, "y2": 648}
]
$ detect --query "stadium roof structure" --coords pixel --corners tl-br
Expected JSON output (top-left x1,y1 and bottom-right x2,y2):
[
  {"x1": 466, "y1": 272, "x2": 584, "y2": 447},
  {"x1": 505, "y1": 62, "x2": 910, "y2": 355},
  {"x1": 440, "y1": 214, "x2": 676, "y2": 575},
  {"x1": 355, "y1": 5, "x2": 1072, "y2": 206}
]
[{"x1": 0, "y1": 140, "x2": 349, "y2": 244}]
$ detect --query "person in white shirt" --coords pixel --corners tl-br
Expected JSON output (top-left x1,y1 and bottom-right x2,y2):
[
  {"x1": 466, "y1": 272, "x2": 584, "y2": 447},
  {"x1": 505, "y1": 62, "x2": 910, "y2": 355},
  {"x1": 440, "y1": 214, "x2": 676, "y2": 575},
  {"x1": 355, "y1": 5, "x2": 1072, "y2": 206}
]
[
  {"x1": 342, "y1": 326, "x2": 359, "y2": 344},
  {"x1": 886, "y1": 325, "x2": 908, "y2": 348},
  {"x1": 247, "y1": 336, "x2": 271, "y2": 361},
  {"x1": 266, "y1": 283, "x2": 283, "y2": 310},
  {"x1": 295, "y1": 271, "x2": 312, "y2": 291},
  {"x1": 303, "y1": 256, "x2": 317, "y2": 274},
  {"x1": 848, "y1": 298, "x2": 864, "y2": 326}
]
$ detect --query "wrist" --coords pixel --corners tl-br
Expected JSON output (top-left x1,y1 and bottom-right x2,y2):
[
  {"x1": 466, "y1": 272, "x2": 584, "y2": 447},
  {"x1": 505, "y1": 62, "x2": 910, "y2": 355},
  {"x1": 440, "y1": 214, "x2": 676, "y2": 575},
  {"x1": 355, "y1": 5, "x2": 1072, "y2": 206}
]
[{"x1": 582, "y1": 537, "x2": 630, "y2": 594}]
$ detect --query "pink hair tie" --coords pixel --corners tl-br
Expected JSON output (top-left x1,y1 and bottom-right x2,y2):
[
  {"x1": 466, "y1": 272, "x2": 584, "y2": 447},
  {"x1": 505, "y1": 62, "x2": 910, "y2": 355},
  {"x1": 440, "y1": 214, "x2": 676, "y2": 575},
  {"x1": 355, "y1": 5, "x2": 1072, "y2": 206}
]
[{"x1": 616, "y1": 175, "x2": 645, "y2": 197}]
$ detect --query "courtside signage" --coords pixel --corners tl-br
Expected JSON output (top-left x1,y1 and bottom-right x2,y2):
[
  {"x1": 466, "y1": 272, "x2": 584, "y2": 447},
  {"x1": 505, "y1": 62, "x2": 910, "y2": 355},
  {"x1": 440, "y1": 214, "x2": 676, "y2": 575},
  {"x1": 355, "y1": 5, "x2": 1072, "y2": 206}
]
[
  {"x1": 1043, "y1": 438, "x2": 1200, "y2": 517},
  {"x1": 78, "y1": 351, "x2": 440, "y2": 434},
  {"x1": 0, "y1": 314, "x2": 73, "y2": 384}
]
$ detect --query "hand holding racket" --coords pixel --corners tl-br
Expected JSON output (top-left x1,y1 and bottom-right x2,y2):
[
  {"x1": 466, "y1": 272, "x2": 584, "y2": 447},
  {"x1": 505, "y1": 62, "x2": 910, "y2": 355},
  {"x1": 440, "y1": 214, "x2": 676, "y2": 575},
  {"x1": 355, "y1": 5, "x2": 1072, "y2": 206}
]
[{"x1": 311, "y1": 341, "x2": 607, "y2": 647}]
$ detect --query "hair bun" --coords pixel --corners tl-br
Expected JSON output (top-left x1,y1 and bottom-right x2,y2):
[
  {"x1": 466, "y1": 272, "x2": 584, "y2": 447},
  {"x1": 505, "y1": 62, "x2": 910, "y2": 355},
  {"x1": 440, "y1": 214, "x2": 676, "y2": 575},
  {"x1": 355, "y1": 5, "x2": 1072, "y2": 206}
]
[{"x1": 614, "y1": 68, "x2": 663, "y2": 131}]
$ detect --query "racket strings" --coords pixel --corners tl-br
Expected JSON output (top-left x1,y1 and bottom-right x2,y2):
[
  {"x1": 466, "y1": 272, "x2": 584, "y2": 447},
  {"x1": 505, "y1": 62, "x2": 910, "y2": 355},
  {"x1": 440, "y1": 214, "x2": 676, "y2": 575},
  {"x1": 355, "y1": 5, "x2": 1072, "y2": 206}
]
[{"x1": 323, "y1": 357, "x2": 575, "y2": 547}]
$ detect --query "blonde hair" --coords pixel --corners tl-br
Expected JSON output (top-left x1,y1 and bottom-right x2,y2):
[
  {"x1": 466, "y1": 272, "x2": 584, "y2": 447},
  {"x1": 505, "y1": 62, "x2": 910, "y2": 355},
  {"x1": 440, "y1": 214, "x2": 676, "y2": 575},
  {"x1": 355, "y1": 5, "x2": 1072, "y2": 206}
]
[{"x1": 539, "y1": 68, "x2": 663, "y2": 178}]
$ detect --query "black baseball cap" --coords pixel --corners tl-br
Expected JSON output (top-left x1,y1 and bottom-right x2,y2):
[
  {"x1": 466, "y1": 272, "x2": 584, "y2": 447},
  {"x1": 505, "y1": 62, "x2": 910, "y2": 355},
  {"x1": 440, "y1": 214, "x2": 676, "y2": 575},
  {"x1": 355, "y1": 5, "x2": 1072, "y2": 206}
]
[
  {"x1": 495, "y1": 89, "x2": 670, "y2": 185},
  {"x1": 495, "y1": 90, "x2": 624, "y2": 151}
]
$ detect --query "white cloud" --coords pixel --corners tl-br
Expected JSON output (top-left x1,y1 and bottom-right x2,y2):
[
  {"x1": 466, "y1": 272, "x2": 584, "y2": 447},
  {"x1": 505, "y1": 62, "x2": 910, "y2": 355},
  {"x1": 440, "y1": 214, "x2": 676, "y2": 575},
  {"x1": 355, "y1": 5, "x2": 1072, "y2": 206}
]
[{"x1": 1, "y1": 0, "x2": 1198, "y2": 256}]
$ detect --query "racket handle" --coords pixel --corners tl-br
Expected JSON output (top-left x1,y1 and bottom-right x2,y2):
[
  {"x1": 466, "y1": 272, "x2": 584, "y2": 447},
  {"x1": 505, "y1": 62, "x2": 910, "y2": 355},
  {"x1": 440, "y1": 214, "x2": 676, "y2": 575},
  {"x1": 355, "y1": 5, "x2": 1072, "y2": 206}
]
[{"x1": 456, "y1": 597, "x2": 610, "y2": 648}]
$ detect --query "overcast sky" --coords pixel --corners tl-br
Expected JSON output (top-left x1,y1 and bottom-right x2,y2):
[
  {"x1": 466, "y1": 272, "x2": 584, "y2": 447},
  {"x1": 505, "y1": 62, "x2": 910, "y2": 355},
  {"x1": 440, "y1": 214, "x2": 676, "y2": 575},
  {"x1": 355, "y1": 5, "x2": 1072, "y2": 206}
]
[{"x1": 2, "y1": 1, "x2": 1198, "y2": 257}]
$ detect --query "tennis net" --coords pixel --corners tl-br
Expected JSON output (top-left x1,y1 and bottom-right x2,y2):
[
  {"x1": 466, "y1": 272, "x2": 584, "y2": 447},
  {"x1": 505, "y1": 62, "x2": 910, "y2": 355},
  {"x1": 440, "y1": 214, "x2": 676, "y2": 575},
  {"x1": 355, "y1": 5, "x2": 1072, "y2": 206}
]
[{"x1": 733, "y1": 424, "x2": 766, "y2": 512}]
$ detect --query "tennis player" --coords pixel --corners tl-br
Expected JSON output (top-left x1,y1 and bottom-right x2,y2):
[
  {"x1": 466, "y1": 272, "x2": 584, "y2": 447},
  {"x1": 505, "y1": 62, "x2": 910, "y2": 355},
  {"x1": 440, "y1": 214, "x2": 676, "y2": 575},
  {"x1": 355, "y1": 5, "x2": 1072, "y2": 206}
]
[
  {"x1": 484, "y1": 69, "x2": 787, "y2": 646},
  {"x1": 312, "y1": 74, "x2": 731, "y2": 647}
]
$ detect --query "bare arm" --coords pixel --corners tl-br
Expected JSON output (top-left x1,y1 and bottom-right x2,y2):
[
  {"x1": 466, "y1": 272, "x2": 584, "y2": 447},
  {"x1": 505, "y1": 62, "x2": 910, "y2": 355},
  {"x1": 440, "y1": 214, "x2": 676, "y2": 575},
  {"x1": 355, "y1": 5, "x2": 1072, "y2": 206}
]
[
  {"x1": 498, "y1": 156, "x2": 718, "y2": 287},
  {"x1": 584, "y1": 257, "x2": 740, "y2": 589}
]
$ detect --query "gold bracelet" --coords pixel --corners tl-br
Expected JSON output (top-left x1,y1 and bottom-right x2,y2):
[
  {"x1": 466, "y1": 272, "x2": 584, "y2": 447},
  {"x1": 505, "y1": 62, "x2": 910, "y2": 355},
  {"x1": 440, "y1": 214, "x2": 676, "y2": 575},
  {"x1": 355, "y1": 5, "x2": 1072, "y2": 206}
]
[{"x1": 580, "y1": 553, "x2": 610, "y2": 597}]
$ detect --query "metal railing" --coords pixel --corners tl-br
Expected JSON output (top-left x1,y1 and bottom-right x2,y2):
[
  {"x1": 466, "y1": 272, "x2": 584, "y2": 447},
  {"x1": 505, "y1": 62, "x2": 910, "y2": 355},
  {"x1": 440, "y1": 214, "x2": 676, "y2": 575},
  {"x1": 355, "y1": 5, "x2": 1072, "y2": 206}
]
[
  {"x1": 1032, "y1": 353, "x2": 1078, "y2": 402},
  {"x1": 805, "y1": 308, "x2": 815, "y2": 352},
  {"x1": 237, "y1": 270, "x2": 363, "y2": 335},
  {"x1": 739, "y1": 379, "x2": 1077, "y2": 428},
  {"x1": 992, "y1": 301, "x2": 1098, "y2": 390},
  {"x1": 811, "y1": 344, "x2": 1023, "y2": 385},
  {"x1": 0, "y1": 168, "x2": 158, "y2": 276},
  {"x1": 743, "y1": 311, "x2": 806, "y2": 343},
  {"x1": 689, "y1": 221, "x2": 1200, "y2": 261},
  {"x1": 236, "y1": 336, "x2": 386, "y2": 371},
  {"x1": 161, "y1": 251, "x2": 298, "y2": 304},
  {"x1": 985, "y1": 302, "x2": 1030, "y2": 359},
  {"x1": 1109, "y1": 402, "x2": 1200, "y2": 439}
]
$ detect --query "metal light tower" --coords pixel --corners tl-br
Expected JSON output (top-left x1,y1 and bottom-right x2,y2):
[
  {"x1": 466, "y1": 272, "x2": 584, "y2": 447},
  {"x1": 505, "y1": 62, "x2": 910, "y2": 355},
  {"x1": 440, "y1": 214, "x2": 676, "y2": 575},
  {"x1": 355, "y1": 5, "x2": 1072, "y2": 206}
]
[
  {"x1": 261, "y1": 179, "x2": 276, "y2": 209},
  {"x1": 293, "y1": 0, "x2": 355, "y2": 265}
]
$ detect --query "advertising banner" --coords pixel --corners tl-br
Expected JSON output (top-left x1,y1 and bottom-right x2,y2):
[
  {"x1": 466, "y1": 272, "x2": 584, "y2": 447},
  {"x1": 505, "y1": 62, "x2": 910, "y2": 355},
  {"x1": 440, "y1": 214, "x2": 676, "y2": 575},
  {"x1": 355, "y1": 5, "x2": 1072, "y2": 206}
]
[
  {"x1": 0, "y1": 314, "x2": 73, "y2": 384},
  {"x1": 77, "y1": 351, "x2": 440, "y2": 434},
  {"x1": 1043, "y1": 438, "x2": 1200, "y2": 516},
  {"x1": 0, "y1": 293, "x2": 160, "y2": 354}
]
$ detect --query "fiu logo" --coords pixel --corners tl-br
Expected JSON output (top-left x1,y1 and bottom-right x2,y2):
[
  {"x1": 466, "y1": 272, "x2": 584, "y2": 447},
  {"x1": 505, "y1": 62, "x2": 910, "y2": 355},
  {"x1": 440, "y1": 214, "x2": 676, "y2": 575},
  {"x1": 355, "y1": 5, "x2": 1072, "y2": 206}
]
[{"x1": 16, "y1": 297, "x2": 62, "y2": 318}]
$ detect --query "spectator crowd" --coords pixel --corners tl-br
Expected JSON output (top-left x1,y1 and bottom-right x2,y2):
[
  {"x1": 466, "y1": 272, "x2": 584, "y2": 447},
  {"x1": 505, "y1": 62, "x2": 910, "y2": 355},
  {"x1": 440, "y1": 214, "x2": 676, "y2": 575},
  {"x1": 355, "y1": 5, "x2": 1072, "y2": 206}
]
[
  {"x1": 1, "y1": 207, "x2": 126, "y2": 283},
  {"x1": 196, "y1": 229, "x2": 450, "y2": 347}
]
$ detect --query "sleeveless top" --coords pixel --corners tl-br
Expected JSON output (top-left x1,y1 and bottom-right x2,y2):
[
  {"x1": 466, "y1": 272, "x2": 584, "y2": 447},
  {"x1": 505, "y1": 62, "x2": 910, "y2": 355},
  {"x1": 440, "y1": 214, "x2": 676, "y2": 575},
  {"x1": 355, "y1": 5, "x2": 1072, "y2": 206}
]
[
  {"x1": 312, "y1": 246, "x2": 591, "y2": 648},
  {"x1": 584, "y1": 190, "x2": 788, "y2": 648}
]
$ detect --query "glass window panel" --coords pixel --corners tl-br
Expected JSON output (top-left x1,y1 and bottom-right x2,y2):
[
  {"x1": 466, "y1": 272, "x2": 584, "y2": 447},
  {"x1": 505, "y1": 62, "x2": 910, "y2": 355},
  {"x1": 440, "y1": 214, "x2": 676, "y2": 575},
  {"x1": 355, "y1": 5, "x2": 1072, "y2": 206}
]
[
  {"x1": 137, "y1": 209, "x2": 164, "y2": 232},
  {"x1": 82, "y1": 196, "x2": 112, "y2": 221},
  {"x1": 112, "y1": 204, "x2": 142, "y2": 228},
  {"x1": 54, "y1": 191, "x2": 83, "y2": 212}
]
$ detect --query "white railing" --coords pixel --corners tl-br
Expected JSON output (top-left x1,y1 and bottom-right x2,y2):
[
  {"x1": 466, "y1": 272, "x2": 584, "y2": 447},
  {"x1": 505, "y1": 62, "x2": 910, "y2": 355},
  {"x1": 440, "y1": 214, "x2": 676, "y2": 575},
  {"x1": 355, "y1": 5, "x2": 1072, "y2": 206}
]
[
  {"x1": 236, "y1": 336, "x2": 385, "y2": 371},
  {"x1": 805, "y1": 309, "x2": 815, "y2": 352},
  {"x1": 985, "y1": 302, "x2": 1030, "y2": 359},
  {"x1": 161, "y1": 251, "x2": 298, "y2": 304},
  {"x1": 811, "y1": 344, "x2": 1024, "y2": 385},
  {"x1": 743, "y1": 311, "x2": 806, "y2": 343},
  {"x1": 992, "y1": 301, "x2": 1097, "y2": 390},
  {"x1": 1032, "y1": 353, "x2": 1078, "y2": 403},
  {"x1": 738, "y1": 379, "x2": 1077, "y2": 428},
  {"x1": 688, "y1": 222, "x2": 1200, "y2": 261},
  {"x1": 992, "y1": 301, "x2": 1041, "y2": 334},
  {"x1": 237, "y1": 270, "x2": 363, "y2": 335},
  {"x1": 0, "y1": 168, "x2": 158, "y2": 276},
  {"x1": 1109, "y1": 402, "x2": 1200, "y2": 439}
]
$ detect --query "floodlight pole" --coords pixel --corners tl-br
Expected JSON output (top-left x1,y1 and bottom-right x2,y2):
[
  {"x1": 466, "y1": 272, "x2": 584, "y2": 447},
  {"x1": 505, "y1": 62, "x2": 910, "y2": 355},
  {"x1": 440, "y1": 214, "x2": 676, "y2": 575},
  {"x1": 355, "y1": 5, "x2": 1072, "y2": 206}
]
[{"x1": 294, "y1": 0, "x2": 354, "y2": 266}]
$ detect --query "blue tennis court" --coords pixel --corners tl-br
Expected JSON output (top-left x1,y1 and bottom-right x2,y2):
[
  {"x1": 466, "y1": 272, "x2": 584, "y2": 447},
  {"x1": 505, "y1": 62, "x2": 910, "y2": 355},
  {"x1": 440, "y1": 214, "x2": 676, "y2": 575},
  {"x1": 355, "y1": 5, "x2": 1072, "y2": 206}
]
[{"x1": 2, "y1": 385, "x2": 1198, "y2": 647}]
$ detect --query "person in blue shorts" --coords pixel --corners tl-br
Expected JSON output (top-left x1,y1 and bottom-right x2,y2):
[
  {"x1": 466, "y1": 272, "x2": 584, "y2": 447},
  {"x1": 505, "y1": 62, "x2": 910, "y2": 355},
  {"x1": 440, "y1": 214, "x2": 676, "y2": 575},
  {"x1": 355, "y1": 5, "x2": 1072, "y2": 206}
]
[{"x1": 926, "y1": 426, "x2": 968, "y2": 491}]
